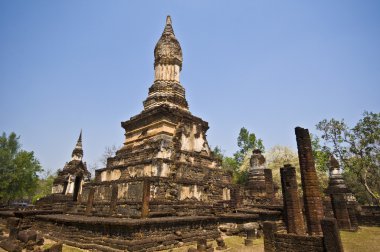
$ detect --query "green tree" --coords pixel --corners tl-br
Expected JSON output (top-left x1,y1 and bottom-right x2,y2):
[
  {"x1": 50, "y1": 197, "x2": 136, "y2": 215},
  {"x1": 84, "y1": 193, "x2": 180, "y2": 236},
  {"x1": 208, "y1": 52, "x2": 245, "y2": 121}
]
[
  {"x1": 213, "y1": 127, "x2": 264, "y2": 184},
  {"x1": 316, "y1": 111, "x2": 380, "y2": 205},
  {"x1": 234, "y1": 127, "x2": 264, "y2": 165},
  {"x1": 32, "y1": 171, "x2": 55, "y2": 203},
  {"x1": 310, "y1": 134, "x2": 330, "y2": 173},
  {"x1": 0, "y1": 132, "x2": 42, "y2": 204}
]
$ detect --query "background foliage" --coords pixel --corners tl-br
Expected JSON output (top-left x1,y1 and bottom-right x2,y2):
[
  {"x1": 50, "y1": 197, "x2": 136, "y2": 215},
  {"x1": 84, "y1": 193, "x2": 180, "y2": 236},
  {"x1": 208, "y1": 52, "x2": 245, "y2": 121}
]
[{"x1": 0, "y1": 132, "x2": 42, "y2": 204}]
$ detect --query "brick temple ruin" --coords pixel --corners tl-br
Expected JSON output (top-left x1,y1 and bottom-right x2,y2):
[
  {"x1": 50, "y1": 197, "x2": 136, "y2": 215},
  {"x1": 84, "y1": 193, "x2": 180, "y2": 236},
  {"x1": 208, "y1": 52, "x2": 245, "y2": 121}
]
[
  {"x1": 1, "y1": 15, "x2": 380, "y2": 252},
  {"x1": 0, "y1": 16, "x2": 282, "y2": 252},
  {"x1": 263, "y1": 127, "x2": 344, "y2": 252}
]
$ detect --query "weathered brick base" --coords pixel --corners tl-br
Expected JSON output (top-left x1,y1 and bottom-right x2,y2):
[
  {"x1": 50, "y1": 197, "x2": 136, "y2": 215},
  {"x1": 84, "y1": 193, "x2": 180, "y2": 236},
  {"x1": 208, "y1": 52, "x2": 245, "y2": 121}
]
[
  {"x1": 33, "y1": 215, "x2": 220, "y2": 252},
  {"x1": 263, "y1": 218, "x2": 343, "y2": 252}
]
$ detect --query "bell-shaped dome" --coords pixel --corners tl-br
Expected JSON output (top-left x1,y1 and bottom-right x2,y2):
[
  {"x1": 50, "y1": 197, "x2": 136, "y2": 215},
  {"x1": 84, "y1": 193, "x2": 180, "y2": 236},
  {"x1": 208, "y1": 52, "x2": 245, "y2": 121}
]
[{"x1": 154, "y1": 16, "x2": 183, "y2": 70}]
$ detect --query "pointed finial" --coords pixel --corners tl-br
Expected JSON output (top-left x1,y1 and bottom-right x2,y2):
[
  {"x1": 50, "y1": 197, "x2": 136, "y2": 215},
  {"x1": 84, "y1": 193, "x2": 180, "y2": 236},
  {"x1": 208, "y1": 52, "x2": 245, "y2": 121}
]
[
  {"x1": 72, "y1": 130, "x2": 83, "y2": 160},
  {"x1": 162, "y1": 15, "x2": 174, "y2": 35},
  {"x1": 166, "y1": 15, "x2": 172, "y2": 25},
  {"x1": 78, "y1": 129, "x2": 82, "y2": 143}
]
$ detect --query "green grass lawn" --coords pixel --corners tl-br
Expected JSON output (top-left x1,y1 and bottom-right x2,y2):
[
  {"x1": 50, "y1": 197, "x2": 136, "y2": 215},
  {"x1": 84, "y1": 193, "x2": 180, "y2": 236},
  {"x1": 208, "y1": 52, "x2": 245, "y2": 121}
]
[{"x1": 341, "y1": 226, "x2": 380, "y2": 252}]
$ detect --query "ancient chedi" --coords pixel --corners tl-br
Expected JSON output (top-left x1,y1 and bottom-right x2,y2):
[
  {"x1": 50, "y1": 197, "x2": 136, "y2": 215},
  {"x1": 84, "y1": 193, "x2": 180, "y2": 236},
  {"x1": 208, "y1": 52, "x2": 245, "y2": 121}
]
[
  {"x1": 244, "y1": 149, "x2": 275, "y2": 205},
  {"x1": 325, "y1": 155, "x2": 358, "y2": 230},
  {"x1": 39, "y1": 131, "x2": 91, "y2": 204},
  {"x1": 80, "y1": 16, "x2": 234, "y2": 217}
]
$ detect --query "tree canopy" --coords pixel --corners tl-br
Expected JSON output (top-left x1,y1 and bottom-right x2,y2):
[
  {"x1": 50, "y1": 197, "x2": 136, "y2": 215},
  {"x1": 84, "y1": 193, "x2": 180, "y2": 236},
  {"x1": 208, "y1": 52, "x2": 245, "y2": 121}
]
[
  {"x1": 213, "y1": 127, "x2": 264, "y2": 184},
  {"x1": 316, "y1": 111, "x2": 380, "y2": 205},
  {"x1": 0, "y1": 132, "x2": 42, "y2": 204}
]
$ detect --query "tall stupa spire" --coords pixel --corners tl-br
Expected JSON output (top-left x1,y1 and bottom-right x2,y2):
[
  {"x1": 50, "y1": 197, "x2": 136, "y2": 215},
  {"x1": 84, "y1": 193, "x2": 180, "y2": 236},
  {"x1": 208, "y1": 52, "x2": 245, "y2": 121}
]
[
  {"x1": 71, "y1": 130, "x2": 83, "y2": 161},
  {"x1": 154, "y1": 15, "x2": 183, "y2": 81},
  {"x1": 143, "y1": 16, "x2": 189, "y2": 111}
]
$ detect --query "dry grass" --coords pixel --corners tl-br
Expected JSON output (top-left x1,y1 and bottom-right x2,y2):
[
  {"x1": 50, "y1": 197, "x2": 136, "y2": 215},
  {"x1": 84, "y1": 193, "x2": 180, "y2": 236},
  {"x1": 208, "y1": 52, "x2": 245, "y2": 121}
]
[
  {"x1": 223, "y1": 236, "x2": 264, "y2": 252},
  {"x1": 63, "y1": 244, "x2": 88, "y2": 252},
  {"x1": 341, "y1": 226, "x2": 380, "y2": 252}
]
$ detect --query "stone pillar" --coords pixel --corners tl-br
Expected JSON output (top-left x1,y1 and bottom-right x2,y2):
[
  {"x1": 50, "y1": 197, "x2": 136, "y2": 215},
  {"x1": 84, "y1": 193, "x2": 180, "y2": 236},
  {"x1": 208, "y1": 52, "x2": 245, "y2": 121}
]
[
  {"x1": 280, "y1": 164, "x2": 306, "y2": 235},
  {"x1": 321, "y1": 218, "x2": 344, "y2": 252},
  {"x1": 141, "y1": 179, "x2": 151, "y2": 218},
  {"x1": 197, "y1": 238, "x2": 207, "y2": 252},
  {"x1": 85, "y1": 187, "x2": 95, "y2": 216},
  {"x1": 263, "y1": 221, "x2": 277, "y2": 252},
  {"x1": 325, "y1": 155, "x2": 353, "y2": 230},
  {"x1": 109, "y1": 184, "x2": 118, "y2": 215},
  {"x1": 216, "y1": 237, "x2": 227, "y2": 250},
  {"x1": 6, "y1": 217, "x2": 20, "y2": 239},
  {"x1": 347, "y1": 202, "x2": 359, "y2": 230},
  {"x1": 264, "y1": 169, "x2": 275, "y2": 201},
  {"x1": 232, "y1": 186, "x2": 242, "y2": 208},
  {"x1": 330, "y1": 194, "x2": 351, "y2": 230},
  {"x1": 244, "y1": 227, "x2": 255, "y2": 246},
  {"x1": 295, "y1": 127, "x2": 324, "y2": 235}
]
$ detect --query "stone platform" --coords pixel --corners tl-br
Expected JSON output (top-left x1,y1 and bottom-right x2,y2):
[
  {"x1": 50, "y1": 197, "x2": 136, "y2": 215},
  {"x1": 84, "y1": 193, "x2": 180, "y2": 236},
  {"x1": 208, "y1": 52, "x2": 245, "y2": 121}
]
[{"x1": 31, "y1": 212, "x2": 273, "y2": 252}]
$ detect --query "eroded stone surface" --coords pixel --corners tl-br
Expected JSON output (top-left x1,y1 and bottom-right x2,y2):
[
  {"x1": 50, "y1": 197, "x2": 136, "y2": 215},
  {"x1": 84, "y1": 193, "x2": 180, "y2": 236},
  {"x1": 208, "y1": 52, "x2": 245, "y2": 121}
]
[{"x1": 295, "y1": 127, "x2": 324, "y2": 235}]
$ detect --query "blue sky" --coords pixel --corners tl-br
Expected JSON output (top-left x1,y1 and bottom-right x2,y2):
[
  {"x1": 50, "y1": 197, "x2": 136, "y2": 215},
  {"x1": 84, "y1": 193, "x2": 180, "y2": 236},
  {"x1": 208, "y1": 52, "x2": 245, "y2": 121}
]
[{"x1": 1, "y1": 1, "x2": 379, "y2": 174}]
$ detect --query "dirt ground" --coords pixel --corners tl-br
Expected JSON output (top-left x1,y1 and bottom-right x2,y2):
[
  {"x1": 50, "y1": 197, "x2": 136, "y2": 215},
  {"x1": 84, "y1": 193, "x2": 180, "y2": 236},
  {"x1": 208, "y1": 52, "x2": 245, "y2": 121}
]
[{"x1": 1, "y1": 226, "x2": 380, "y2": 252}]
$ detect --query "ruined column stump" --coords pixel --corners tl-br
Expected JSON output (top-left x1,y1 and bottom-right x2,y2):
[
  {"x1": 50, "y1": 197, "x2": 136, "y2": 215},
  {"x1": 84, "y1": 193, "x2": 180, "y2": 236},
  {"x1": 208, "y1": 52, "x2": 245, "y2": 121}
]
[
  {"x1": 321, "y1": 218, "x2": 344, "y2": 252},
  {"x1": 215, "y1": 237, "x2": 227, "y2": 250},
  {"x1": 85, "y1": 187, "x2": 95, "y2": 216},
  {"x1": 197, "y1": 238, "x2": 207, "y2": 252},
  {"x1": 263, "y1": 221, "x2": 277, "y2": 252},
  {"x1": 330, "y1": 194, "x2": 351, "y2": 230},
  {"x1": 244, "y1": 227, "x2": 255, "y2": 246},
  {"x1": 280, "y1": 164, "x2": 306, "y2": 235},
  {"x1": 264, "y1": 169, "x2": 275, "y2": 201}
]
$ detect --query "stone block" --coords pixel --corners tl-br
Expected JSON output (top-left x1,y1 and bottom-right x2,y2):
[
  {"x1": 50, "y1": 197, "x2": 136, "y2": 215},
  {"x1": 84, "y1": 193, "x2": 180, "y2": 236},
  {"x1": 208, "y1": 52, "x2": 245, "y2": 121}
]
[
  {"x1": 0, "y1": 239, "x2": 23, "y2": 252},
  {"x1": 263, "y1": 221, "x2": 277, "y2": 252},
  {"x1": 17, "y1": 229, "x2": 37, "y2": 243},
  {"x1": 244, "y1": 239, "x2": 253, "y2": 246}
]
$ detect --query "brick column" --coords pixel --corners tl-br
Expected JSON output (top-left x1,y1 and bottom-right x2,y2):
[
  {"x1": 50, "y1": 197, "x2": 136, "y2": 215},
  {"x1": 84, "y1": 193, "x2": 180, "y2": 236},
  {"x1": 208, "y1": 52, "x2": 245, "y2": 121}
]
[
  {"x1": 6, "y1": 217, "x2": 20, "y2": 239},
  {"x1": 331, "y1": 194, "x2": 351, "y2": 230},
  {"x1": 232, "y1": 186, "x2": 242, "y2": 208},
  {"x1": 280, "y1": 164, "x2": 306, "y2": 235},
  {"x1": 85, "y1": 187, "x2": 95, "y2": 216},
  {"x1": 264, "y1": 169, "x2": 275, "y2": 201},
  {"x1": 141, "y1": 179, "x2": 151, "y2": 218},
  {"x1": 295, "y1": 127, "x2": 324, "y2": 235},
  {"x1": 263, "y1": 221, "x2": 277, "y2": 252},
  {"x1": 347, "y1": 202, "x2": 359, "y2": 230},
  {"x1": 321, "y1": 218, "x2": 344, "y2": 252}
]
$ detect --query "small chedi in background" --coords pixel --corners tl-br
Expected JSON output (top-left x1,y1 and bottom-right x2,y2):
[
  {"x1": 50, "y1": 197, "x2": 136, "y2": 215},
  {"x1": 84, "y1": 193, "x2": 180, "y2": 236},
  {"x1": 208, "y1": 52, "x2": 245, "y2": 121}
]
[
  {"x1": 244, "y1": 149, "x2": 276, "y2": 205},
  {"x1": 36, "y1": 131, "x2": 91, "y2": 206},
  {"x1": 324, "y1": 155, "x2": 359, "y2": 231}
]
